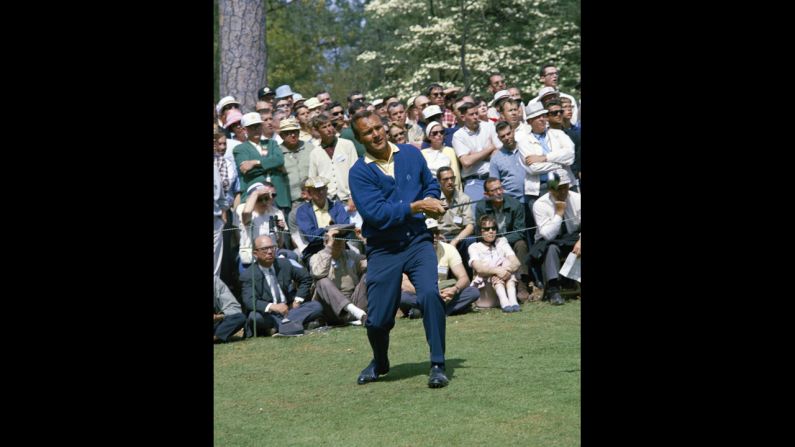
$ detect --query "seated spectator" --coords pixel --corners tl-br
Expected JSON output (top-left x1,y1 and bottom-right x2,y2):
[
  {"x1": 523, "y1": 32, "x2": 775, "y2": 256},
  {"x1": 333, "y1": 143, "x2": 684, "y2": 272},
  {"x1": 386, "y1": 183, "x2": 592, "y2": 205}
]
[
  {"x1": 468, "y1": 214, "x2": 522, "y2": 312},
  {"x1": 399, "y1": 218, "x2": 479, "y2": 318},
  {"x1": 475, "y1": 177, "x2": 531, "y2": 302},
  {"x1": 295, "y1": 176, "x2": 350, "y2": 262},
  {"x1": 288, "y1": 179, "x2": 311, "y2": 255},
  {"x1": 436, "y1": 166, "x2": 474, "y2": 276},
  {"x1": 233, "y1": 182, "x2": 292, "y2": 273},
  {"x1": 530, "y1": 169, "x2": 581, "y2": 305},
  {"x1": 309, "y1": 226, "x2": 368, "y2": 326},
  {"x1": 240, "y1": 235, "x2": 322, "y2": 337},
  {"x1": 214, "y1": 277, "x2": 246, "y2": 343}
]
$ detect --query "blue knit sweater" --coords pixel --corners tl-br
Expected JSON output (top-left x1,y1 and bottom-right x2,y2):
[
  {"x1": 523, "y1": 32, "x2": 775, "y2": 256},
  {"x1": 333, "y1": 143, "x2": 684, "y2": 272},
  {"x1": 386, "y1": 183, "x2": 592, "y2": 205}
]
[{"x1": 349, "y1": 144, "x2": 441, "y2": 246}]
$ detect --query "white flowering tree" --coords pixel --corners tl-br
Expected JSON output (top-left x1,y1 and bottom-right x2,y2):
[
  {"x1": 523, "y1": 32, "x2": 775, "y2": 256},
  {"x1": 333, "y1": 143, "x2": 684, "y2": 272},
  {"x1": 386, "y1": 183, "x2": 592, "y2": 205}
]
[{"x1": 355, "y1": 0, "x2": 580, "y2": 102}]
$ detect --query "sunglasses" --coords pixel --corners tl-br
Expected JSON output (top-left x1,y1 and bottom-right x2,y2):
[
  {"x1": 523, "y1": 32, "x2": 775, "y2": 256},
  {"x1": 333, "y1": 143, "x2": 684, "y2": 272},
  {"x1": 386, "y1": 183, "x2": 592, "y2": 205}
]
[
  {"x1": 431, "y1": 92, "x2": 444, "y2": 97},
  {"x1": 429, "y1": 130, "x2": 444, "y2": 137},
  {"x1": 481, "y1": 226, "x2": 497, "y2": 232},
  {"x1": 547, "y1": 110, "x2": 564, "y2": 116},
  {"x1": 331, "y1": 111, "x2": 343, "y2": 116}
]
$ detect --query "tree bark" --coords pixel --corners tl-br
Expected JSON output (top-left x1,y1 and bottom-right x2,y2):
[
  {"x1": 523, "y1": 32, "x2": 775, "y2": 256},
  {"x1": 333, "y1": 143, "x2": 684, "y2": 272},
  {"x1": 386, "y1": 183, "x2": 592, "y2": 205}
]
[
  {"x1": 459, "y1": 0, "x2": 469, "y2": 93},
  {"x1": 219, "y1": 0, "x2": 267, "y2": 112}
]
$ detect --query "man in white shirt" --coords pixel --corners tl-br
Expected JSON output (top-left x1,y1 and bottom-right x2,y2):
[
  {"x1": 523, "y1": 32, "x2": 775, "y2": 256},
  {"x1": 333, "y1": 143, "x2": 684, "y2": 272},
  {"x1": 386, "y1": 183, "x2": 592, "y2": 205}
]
[
  {"x1": 530, "y1": 170, "x2": 581, "y2": 305},
  {"x1": 516, "y1": 101, "x2": 577, "y2": 196},
  {"x1": 308, "y1": 115, "x2": 358, "y2": 208},
  {"x1": 452, "y1": 101, "x2": 502, "y2": 206}
]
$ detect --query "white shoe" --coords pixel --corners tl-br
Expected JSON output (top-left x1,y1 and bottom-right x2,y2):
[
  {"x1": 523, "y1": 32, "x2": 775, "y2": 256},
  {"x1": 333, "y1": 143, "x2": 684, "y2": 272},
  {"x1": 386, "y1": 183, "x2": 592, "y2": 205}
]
[{"x1": 349, "y1": 313, "x2": 366, "y2": 326}]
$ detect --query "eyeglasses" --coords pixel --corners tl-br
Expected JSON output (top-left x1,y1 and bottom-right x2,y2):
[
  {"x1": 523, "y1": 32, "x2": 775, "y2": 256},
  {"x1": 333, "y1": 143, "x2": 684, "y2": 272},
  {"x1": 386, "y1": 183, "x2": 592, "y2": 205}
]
[
  {"x1": 431, "y1": 92, "x2": 444, "y2": 97},
  {"x1": 481, "y1": 226, "x2": 497, "y2": 232},
  {"x1": 429, "y1": 130, "x2": 444, "y2": 137},
  {"x1": 544, "y1": 71, "x2": 559, "y2": 77},
  {"x1": 331, "y1": 110, "x2": 343, "y2": 116},
  {"x1": 254, "y1": 246, "x2": 276, "y2": 252},
  {"x1": 440, "y1": 176, "x2": 456, "y2": 183},
  {"x1": 547, "y1": 110, "x2": 564, "y2": 117}
]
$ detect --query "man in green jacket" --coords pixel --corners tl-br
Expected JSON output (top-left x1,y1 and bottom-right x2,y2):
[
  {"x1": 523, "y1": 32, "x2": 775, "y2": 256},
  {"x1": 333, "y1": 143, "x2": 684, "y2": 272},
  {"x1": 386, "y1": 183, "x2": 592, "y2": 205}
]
[{"x1": 233, "y1": 112, "x2": 292, "y2": 214}]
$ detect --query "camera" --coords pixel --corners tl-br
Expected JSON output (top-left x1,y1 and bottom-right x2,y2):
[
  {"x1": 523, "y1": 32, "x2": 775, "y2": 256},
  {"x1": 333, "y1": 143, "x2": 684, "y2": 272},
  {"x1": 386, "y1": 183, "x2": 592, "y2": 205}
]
[{"x1": 268, "y1": 215, "x2": 279, "y2": 235}]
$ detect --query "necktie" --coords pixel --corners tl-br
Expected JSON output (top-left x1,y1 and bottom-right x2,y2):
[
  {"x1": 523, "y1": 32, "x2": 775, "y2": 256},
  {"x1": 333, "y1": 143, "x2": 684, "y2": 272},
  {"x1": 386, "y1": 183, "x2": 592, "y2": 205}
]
[
  {"x1": 535, "y1": 132, "x2": 550, "y2": 183},
  {"x1": 266, "y1": 268, "x2": 283, "y2": 303},
  {"x1": 558, "y1": 205, "x2": 569, "y2": 238}
]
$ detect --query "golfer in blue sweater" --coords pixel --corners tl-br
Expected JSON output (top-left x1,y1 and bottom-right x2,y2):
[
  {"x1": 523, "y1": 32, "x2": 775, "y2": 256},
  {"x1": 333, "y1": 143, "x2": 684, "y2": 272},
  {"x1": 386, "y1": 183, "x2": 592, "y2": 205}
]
[{"x1": 348, "y1": 111, "x2": 450, "y2": 388}]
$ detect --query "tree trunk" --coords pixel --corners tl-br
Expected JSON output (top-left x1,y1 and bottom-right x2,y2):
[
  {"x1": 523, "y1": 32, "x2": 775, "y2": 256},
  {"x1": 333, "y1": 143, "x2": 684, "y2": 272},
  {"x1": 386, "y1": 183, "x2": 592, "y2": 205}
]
[
  {"x1": 219, "y1": 0, "x2": 267, "y2": 113},
  {"x1": 459, "y1": 0, "x2": 469, "y2": 93}
]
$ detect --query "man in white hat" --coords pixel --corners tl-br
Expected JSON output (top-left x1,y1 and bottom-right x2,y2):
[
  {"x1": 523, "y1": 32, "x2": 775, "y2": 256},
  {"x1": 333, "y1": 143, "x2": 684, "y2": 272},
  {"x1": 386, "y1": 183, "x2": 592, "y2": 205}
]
[
  {"x1": 486, "y1": 89, "x2": 511, "y2": 123},
  {"x1": 530, "y1": 169, "x2": 580, "y2": 305},
  {"x1": 304, "y1": 97, "x2": 323, "y2": 118},
  {"x1": 278, "y1": 118, "x2": 314, "y2": 213},
  {"x1": 372, "y1": 99, "x2": 387, "y2": 120},
  {"x1": 216, "y1": 96, "x2": 241, "y2": 138},
  {"x1": 399, "y1": 218, "x2": 480, "y2": 319},
  {"x1": 295, "y1": 176, "x2": 351, "y2": 252},
  {"x1": 534, "y1": 86, "x2": 560, "y2": 107},
  {"x1": 233, "y1": 112, "x2": 292, "y2": 210},
  {"x1": 515, "y1": 101, "x2": 577, "y2": 197}
]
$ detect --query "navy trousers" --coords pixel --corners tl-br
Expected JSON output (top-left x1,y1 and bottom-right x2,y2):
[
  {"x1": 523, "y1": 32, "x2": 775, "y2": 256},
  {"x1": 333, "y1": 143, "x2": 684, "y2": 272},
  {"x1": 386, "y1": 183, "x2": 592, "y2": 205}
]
[
  {"x1": 365, "y1": 233, "x2": 446, "y2": 366},
  {"x1": 400, "y1": 286, "x2": 479, "y2": 316},
  {"x1": 245, "y1": 301, "x2": 323, "y2": 336},
  {"x1": 214, "y1": 313, "x2": 246, "y2": 342}
]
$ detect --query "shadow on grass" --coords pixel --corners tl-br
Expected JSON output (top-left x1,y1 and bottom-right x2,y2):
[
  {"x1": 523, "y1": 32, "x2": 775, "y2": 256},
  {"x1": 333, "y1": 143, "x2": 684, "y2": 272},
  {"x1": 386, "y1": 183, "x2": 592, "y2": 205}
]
[{"x1": 378, "y1": 358, "x2": 467, "y2": 382}]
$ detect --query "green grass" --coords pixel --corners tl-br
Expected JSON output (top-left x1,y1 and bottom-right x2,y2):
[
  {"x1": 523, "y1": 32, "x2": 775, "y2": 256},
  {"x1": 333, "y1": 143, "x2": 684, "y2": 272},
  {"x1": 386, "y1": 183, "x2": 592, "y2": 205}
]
[{"x1": 214, "y1": 300, "x2": 580, "y2": 446}]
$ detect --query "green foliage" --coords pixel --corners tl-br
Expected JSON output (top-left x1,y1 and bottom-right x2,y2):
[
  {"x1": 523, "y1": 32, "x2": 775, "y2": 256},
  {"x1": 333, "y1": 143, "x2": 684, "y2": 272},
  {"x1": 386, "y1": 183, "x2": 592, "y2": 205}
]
[
  {"x1": 215, "y1": 301, "x2": 581, "y2": 446},
  {"x1": 217, "y1": 0, "x2": 580, "y2": 106},
  {"x1": 358, "y1": 0, "x2": 581, "y2": 102},
  {"x1": 266, "y1": 0, "x2": 368, "y2": 101}
]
